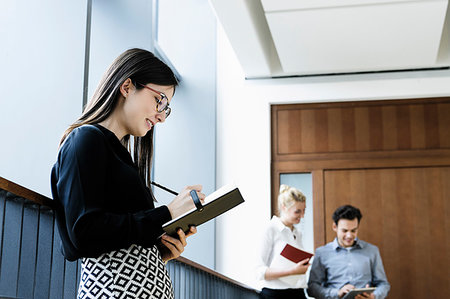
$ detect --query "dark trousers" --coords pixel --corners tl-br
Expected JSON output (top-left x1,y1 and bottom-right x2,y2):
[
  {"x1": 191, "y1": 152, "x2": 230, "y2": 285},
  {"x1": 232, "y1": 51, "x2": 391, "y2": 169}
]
[{"x1": 260, "y1": 287, "x2": 307, "y2": 299}]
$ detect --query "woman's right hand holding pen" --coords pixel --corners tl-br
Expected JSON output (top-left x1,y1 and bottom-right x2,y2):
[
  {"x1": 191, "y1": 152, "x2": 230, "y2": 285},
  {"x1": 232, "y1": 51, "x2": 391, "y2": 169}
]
[{"x1": 167, "y1": 185, "x2": 205, "y2": 219}]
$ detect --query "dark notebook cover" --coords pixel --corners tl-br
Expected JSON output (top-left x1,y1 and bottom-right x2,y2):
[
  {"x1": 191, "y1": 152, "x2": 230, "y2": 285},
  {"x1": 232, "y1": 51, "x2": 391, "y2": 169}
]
[
  {"x1": 280, "y1": 243, "x2": 314, "y2": 263},
  {"x1": 162, "y1": 184, "x2": 245, "y2": 237}
]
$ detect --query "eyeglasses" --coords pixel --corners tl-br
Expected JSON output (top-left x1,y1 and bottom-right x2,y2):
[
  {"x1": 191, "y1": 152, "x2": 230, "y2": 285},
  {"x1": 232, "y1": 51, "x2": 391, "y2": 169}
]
[{"x1": 137, "y1": 83, "x2": 171, "y2": 118}]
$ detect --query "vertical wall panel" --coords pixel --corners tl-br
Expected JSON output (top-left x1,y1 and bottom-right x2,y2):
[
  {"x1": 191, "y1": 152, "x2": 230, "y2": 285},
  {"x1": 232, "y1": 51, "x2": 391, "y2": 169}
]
[
  {"x1": 354, "y1": 107, "x2": 370, "y2": 151},
  {"x1": 0, "y1": 195, "x2": 22, "y2": 297},
  {"x1": 342, "y1": 107, "x2": 356, "y2": 151},
  {"x1": 286, "y1": 110, "x2": 302, "y2": 154},
  {"x1": 423, "y1": 103, "x2": 440, "y2": 148},
  {"x1": 409, "y1": 104, "x2": 425, "y2": 148},
  {"x1": 315, "y1": 109, "x2": 329, "y2": 152},
  {"x1": 327, "y1": 108, "x2": 343, "y2": 152},
  {"x1": 64, "y1": 260, "x2": 79, "y2": 299},
  {"x1": 437, "y1": 103, "x2": 450, "y2": 147},
  {"x1": 396, "y1": 104, "x2": 412, "y2": 149},
  {"x1": 301, "y1": 109, "x2": 316, "y2": 153},
  {"x1": 381, "y1": 105, "x2": 398, "y2": 150},
  {"x1": 17, "y1": 204, "x2": 39, "y2": 299},
  {"x1": 380, "y1": 170, "x2": 401, "y2": 296},
  {"x1": 33, "y1": 209, "x2": 54, "y2": 299},
  {"x1": 368, "y1": 106, "x2": 383, "y2": 150},
  {"x1": 49, "y1": 222, "x2": 65, "y2": 299}
]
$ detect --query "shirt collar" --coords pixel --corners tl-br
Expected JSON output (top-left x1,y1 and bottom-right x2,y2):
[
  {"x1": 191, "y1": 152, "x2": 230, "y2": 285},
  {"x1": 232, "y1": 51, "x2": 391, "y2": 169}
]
[
  {"x1": 332, "y1": 238, "x2": 363, "y2": 250},
  {"x1": 271, "y1": 215, "x2": 296, "y2": 233}
]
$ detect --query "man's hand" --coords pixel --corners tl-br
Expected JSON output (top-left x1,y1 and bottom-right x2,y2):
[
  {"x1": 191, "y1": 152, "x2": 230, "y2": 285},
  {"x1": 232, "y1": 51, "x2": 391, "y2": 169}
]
[
  {"x1": 338, "y1": 284, "x2": 355, "y2": 298},
  {"x1": 355, "y1": 293, "x2": 375, "y2": 299},
  {"x1": 355, "y1": 284, "x2": 375, "y2": 299}
]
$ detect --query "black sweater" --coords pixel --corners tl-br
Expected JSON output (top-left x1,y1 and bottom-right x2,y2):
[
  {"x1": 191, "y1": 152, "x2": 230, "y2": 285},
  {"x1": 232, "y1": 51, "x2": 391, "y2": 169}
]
[{"x1": 51, "y1": 124, "x2": 171, "y2": 261}]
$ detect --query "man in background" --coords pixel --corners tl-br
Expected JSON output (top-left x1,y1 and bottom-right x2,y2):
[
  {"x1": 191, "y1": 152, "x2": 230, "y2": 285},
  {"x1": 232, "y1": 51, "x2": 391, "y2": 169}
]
[{"x1": 307, "y1": 205, "x2": 390, "y2": 299}]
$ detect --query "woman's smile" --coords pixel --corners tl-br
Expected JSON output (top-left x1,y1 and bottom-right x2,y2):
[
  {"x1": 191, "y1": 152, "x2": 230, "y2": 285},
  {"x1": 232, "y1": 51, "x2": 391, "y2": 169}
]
[{"x1": 146, "y1": 118, "x2": 154, "y2": 130}]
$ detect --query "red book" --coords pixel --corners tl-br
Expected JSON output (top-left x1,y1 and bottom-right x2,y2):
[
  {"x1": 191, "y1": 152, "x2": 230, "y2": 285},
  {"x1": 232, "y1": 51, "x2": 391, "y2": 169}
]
[{"x1": 280, "y1": 244, "x2": 314, "y2": 263}]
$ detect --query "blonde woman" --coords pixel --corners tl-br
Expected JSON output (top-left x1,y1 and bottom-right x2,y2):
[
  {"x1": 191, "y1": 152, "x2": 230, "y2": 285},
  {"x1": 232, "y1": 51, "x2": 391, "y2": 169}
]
[{"x1": 256, "y1": 184, "x2": 310, "y2": 299}]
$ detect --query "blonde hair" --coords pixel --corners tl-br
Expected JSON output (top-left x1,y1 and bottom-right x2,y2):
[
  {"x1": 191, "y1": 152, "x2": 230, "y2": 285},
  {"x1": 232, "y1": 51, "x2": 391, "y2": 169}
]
[{"x1": 278, "y1": 184, "x2": 306, "y2": 215}]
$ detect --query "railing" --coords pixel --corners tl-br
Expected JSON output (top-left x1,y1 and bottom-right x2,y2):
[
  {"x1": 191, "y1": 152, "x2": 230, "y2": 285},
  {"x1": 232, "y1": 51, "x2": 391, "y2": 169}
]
[{"x1": 0, "y1": 176, "x2": 259, "y2": 299}]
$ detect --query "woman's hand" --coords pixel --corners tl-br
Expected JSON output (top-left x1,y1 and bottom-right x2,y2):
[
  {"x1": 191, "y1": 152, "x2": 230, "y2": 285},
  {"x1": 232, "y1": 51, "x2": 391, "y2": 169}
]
[
  {"x1": 158, "y1": 226, "x2": 197, "y2": 262},
  {"x1": 264, "y1": 257, "x2": 310, "y2": 280},
  {"x1": 291, "y1": 258, "x2": 310, "y2": 275},
  {"x1": 167, "y1": 185, "x2": 205, "y2": 219}
]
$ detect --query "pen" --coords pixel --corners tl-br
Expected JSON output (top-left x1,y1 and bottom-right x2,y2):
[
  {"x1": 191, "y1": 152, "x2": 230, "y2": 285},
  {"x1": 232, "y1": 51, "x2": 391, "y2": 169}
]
[
  {"x1": 152, "y1": 181, "x2": 203, "y2": 212},
  {"x1": 151, "y1": 181, "x2": 178, "y2": 196}
]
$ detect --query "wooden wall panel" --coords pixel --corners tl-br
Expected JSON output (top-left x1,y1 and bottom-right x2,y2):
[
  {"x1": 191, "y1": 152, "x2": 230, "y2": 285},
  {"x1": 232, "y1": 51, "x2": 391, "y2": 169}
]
[
  {"x1": 312, "y1": 170, "x2": 325, "y2": 248},
  {"x1": 381, "y1": 105, "x2": 397, "y2": 150},
  {"x1": 273, "y1": 98, "x2": 450, "y2": 158},
  {"x1": 327, "y1": 108, "x2": 343, "y2": 151},
  {"x1": 438, "y1": 103, "x2": 450, "y2": 147}
]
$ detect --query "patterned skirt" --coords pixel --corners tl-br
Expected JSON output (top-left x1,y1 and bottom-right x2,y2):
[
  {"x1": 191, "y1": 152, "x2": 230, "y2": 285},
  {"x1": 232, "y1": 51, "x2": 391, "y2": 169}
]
[{"x1": 78, "y1": 244, "x2": 174, "y2": 299}]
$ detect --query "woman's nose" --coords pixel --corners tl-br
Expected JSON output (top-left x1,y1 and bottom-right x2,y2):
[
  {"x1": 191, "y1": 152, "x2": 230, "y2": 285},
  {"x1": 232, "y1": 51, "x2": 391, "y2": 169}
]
[{"x1": 156, "y1": 111, "x2": 166, "y2": 123}]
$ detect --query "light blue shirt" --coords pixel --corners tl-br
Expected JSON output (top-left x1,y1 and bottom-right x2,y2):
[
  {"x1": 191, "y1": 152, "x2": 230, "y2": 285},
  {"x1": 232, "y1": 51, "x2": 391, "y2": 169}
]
[{"x1": 307, "y1": 238, "x2": 390, "y2": 299}]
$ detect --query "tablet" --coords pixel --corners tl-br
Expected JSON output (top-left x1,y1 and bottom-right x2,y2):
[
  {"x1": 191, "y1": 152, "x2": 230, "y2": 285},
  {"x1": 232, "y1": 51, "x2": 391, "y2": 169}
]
[{"x1": 342, "y1": 287, "x2": 376, "y2": 299}]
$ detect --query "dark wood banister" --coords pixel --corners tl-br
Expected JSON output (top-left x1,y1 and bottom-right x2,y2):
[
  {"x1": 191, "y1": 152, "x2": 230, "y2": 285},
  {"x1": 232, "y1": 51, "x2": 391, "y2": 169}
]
[
  {"x1": 0, "y1": 175, "x2": 258, "y2": 293},
  {"x1": 0, "y1": 176, "x2": 55, "y2": 208}
]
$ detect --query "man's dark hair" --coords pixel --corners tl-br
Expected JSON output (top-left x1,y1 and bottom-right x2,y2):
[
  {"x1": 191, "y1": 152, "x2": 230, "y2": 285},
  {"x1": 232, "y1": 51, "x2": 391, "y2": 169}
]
[{"x1": 332, "y1": 205, "x2": 362, "y2": 224}]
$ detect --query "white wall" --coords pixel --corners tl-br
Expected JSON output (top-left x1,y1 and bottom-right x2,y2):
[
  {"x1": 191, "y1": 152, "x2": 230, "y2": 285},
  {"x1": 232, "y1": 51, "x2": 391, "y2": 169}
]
[
  {"x1": 214, "y1": 23, "x2": 450, "y2": 289},
  {"x1": 0, "y1": 0, "x2": 87, "y2": 196},
  {"x1": 151, "y1": 0, "x2": 217, "y2": 268},
  {"x1": 88, "y1": 0, "x2": 154, "y2": 101}
]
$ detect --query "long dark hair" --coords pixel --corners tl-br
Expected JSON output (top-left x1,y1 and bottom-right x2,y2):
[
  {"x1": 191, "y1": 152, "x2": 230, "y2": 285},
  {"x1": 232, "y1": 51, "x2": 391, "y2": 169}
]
[{"x1": 60, "y1": 48, "x2": 178, "y2": 188}]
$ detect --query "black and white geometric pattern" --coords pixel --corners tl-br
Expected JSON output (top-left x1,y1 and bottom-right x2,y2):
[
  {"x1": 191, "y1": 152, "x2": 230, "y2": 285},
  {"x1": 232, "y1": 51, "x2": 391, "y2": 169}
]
[{"x1": 78, "y1": 244, "x2": 174, "y2": 299}]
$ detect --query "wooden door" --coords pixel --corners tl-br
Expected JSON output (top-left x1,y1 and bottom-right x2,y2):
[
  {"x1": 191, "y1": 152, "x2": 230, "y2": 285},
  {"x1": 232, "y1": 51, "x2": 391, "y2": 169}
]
[{"x1": 324, "y1": 167, "x2": 450, "y2": 299}]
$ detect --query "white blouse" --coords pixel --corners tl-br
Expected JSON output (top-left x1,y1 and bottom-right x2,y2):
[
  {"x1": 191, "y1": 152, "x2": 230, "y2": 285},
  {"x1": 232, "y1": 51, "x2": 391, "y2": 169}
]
[{"x1": 255, "y1": 216, "x2": 307, "y2": 289}]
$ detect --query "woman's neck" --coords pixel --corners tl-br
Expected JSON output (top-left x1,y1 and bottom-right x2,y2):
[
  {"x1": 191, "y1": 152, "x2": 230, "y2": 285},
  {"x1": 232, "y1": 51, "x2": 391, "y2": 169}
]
[
  {"x1": 280, "y1": 216, "x2": 294, "y2": 230},
  {"x1": 98, "y1": 116, "x2": 125, "y2": 140}
]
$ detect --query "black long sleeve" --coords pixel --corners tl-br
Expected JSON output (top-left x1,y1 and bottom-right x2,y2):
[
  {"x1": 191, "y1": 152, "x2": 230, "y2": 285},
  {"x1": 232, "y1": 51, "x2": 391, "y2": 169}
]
[{"x1": 51, "y1": 124, "x2": 171, "y2": 261}]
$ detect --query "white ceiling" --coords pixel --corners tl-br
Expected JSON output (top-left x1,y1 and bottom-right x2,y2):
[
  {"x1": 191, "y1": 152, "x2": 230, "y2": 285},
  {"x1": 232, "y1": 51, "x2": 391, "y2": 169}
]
[{"x1": 209, "y1": 0, "x2": 450, "y2": 78}]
